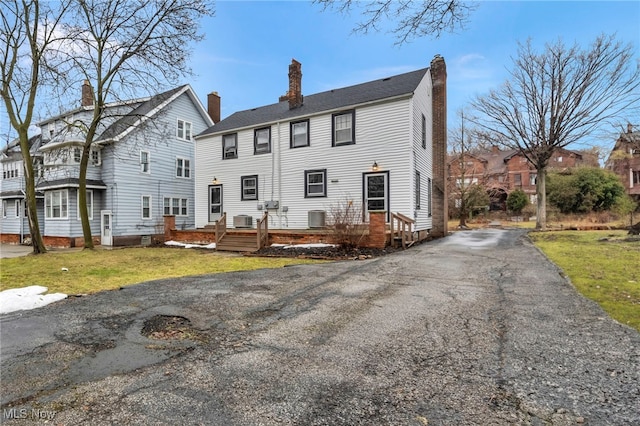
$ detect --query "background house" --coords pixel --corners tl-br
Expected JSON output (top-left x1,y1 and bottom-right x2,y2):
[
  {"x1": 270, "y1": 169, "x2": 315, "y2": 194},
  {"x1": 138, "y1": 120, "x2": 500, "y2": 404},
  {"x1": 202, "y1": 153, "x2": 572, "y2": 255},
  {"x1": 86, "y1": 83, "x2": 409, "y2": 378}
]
[
  {"x1": 606, "y1": 123, "x2": 640, "y2": 203},
  {"x1": 194, "y1": 57, "x2": 448, "y2": 240},
  {"x1": 448, "y1": 146, "x2": 598, "y2": 211},
  {"x1": 1, "y1": 83, "x2": 214, "y2": 247}
]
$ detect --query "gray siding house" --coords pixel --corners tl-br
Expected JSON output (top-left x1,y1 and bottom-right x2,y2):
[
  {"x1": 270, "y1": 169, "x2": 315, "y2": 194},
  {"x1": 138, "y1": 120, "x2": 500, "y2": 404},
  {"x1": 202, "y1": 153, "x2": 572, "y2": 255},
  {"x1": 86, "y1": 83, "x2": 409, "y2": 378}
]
[
  {"x1": 194, "y1": 57, "x2": 448, "y2": 239},
  {"x1": 1, "y1": 83, "x2": 214, "y2": 247}
]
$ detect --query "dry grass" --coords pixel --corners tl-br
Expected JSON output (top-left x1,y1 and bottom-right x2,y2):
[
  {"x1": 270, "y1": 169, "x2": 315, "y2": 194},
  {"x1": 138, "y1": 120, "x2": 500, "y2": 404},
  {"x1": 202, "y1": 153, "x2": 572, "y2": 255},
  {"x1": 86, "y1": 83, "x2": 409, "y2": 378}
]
[{"x1": 0, "y1": 247, "x2": 322, "y2": 295}]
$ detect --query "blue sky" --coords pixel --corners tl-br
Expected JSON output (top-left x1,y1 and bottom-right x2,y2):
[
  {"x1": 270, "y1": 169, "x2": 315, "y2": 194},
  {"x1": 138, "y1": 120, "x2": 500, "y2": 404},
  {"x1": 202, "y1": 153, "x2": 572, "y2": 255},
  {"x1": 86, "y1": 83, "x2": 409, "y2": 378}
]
[{"x1": 188, "y1": 0, "x2": 640, "y2": 149}]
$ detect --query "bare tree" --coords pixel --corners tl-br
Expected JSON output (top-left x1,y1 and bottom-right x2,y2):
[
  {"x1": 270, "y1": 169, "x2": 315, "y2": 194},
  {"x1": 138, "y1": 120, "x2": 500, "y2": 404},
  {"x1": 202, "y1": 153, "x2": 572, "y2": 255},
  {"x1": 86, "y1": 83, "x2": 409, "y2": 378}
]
[
  {"x1": 1, "y1": 0, "x2": 71, "y2": 254},
  {"x1": 314, "y1": 0, "x2": 477, "y2": 44},
  {"x1": 54, "y1": 0, "x2": 213, "y2": 249},
  {"x1": 472, "y1": 35, "x2": 640, "y2": 230},
  {"x1": 448, "y1": 110, "x2": 489, "y2": 227}
]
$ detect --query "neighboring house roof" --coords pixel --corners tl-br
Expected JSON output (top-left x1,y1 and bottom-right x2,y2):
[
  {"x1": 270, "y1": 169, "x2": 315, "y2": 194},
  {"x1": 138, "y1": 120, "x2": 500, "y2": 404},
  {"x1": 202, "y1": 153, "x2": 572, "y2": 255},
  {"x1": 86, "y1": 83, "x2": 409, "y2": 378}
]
[
  {"x1": 96, "y1": 85, "x2": 189, "y2": 142},
  {"x1": 0, "y1": 189, "x2": 44, "y2": 199},
  {"x1": 39, "y1": 84, "x2": 213, "y2": 150},
  {"x1": 198, "y1": 67, "x2": 430, "y2": 136},
  {"x1": 1, "y1": 135, "x2": 45, "y2": 160}
]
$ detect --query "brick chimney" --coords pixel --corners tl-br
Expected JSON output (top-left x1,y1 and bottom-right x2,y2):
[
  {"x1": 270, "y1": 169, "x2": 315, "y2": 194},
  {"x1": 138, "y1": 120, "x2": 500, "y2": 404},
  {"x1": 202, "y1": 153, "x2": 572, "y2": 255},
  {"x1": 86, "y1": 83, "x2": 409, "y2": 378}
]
[
  {"x1": 280, "y1": 59, "x2": 303, "y2": 109},
  {"x1": 491, "y1": 145, "x2": 500, "y2": 154},
  {"x1": 207, "y1": 91, "x2": 221, "y2": 124},
  {"x1": 430, "y1": 54, "x2": 447, "y2": 238},
  {"x1": 81, "y1": 80, "x2": 93, "y2": 107}
]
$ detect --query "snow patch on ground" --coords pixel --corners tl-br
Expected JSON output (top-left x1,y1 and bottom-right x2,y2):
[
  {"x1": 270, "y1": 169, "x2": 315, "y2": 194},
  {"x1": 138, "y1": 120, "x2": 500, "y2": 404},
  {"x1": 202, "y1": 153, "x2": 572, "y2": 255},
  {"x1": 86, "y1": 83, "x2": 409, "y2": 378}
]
[
  {"x1": 271, "y1": 243, "x2": 337, "y2": 249},
  {"x1": 165, "y1": 240, "x2": 216, "y2": 249},
  {"x1": 0, "y1": 285, "x2": 67, "y2": 314}
]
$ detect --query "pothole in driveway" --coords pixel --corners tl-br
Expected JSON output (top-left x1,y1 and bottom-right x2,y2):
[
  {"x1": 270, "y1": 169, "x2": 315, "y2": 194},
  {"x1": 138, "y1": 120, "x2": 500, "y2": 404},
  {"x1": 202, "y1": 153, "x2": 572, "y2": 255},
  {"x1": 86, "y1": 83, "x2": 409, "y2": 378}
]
[{"x1": 141, "y1": 315, "x2": 204, "y2": 341}]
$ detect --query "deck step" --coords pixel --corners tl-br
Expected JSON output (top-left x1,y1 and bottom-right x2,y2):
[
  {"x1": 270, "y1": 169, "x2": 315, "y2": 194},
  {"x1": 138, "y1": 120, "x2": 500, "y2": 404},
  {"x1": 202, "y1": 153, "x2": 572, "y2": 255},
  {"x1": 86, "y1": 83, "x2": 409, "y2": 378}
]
[{"x1": 216, "y1": 234, "x2": 258, "y2": 252}]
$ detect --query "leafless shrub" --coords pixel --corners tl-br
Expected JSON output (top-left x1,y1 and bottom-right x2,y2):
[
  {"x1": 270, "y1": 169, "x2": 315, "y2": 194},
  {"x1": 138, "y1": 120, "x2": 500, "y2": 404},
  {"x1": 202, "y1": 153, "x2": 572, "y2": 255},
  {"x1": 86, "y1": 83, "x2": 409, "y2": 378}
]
[{"x1": 327, "y1": 197, "x2": 368, "y2": 249}]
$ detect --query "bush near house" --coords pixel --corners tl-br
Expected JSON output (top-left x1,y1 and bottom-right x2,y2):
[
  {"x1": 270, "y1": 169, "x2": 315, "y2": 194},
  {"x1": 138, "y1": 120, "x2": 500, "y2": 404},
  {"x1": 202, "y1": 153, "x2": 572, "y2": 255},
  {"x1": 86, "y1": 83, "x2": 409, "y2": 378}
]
[{"x1": 546, "y1": 168, "x2": 626, "y2": 214}]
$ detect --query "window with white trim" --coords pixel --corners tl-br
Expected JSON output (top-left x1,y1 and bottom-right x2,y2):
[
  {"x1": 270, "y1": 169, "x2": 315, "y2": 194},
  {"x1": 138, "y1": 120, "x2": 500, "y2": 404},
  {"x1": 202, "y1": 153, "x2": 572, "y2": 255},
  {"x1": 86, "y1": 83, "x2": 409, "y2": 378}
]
[
  {"x1": 176, "y1": 157, "x2": 191, "y2": 178},
  {"x1": 290, "y1": 120, "x2": 309, "y2": 148},
  {"x1": 254, "y1": 127, "x2": 271, "y2": 154},
  {"x1": 73, "y1": 147, "x2": 81, "y2": 163},
  {"x1": 45, "y1": 189, "x2": 68, "y2": 219},
  {"x1": 142, "y1": 195, "x2": 152, "y2": 219},
  {"x1": 140, "y1": 151, "x2": 150, "y2": 173},
  {"x1": 304, "y1": 169, "x2": 326, "y2": 198},
  {"x1": 77, "y1": 190, "x2": 93, "y2": 220},
  {"x1": 332, "y1": 110, "x2": 355, "y2": 146},
  {"x1": 2, "y1": 200, "x2": 6, "y2": 217},
  {"x1": 177, "y1": 119, "x2": 192, "y2": 140},
  {"x1": 163, "y1": 197, "x2": 188, "y2": 216},
  {"x1": 15, "y1": 200, "x2": 21, "y2": 217},
  {"x1": 241, "y1": 175, "x2": 258, "y2": 200},
  {"x1": 223, "y1": 133, "x2": 238, "y2": 159},
  {"x1": 91, "y1": 149, "x2": 101, "y2": 166}
]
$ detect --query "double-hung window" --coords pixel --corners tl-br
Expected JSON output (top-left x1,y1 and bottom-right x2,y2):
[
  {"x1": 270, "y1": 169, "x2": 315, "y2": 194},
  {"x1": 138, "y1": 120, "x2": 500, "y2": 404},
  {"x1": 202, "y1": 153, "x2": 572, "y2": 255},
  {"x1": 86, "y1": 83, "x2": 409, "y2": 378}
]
[
  {"x1": 73, "y1": 147, "x2": 82, "y2": 163},
  {"x1": 142, "y1": 195, "x2": 152, "y2": 219},
  {"x1": 45, "y1": 189, "x2": 68, "y2": 219},
  {"x1": 140, "y1": 151, "x2": 150, "y2": 173},
  {"x1": 15, "y1": 200, "x2": 21, "y2": 217},
  {"x1": 241, "y1": 175, "x2": 258, "y2": 201},
  {"x1": 223, "y1": 133, "x2": 238, "y2": 159},
  {"x1": 91, "y1": 149, "x2": 101, "y2": 166},
  {"x1": 177, "y1": 119, "x2": 192, "y2": 140},
  {"x1": 304, "y1": 169, "x2": 327, "y2": 198},
  {"x1": 332, "y1": 110, "x2": 355, "y2": 146},
  {"x1": 290, "y1": 120, "x2": 309, "y2": 148},
  {"x1": 77, "y1": 190, "x2": 93, "y2": 220},
  {"x1": 176, "y1": 158, "x2": 191, "y2": 178},
  {"x1": 2, "y1": 200, "x2": 6, "y2": 218},
  {"x1": 254, "y1": 127, "x2": 271, "y2": 154},
  {"x1": 427, "y1": 177, "x2": 432, "y2": 217},
  {"x1": 163, "y1": 197, "x2": 188, "y2": 216}
]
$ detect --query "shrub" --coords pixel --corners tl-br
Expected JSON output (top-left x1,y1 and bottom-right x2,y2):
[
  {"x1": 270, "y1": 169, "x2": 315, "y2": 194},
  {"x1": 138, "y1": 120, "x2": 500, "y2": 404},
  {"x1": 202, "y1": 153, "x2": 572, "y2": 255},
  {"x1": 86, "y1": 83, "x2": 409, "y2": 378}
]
[
  {"x1": 506, "y1": 188, "x2": 529, "y2": 214},
  {"x1": 327, "y1": 198, "x2": 367, "y2": 248}
]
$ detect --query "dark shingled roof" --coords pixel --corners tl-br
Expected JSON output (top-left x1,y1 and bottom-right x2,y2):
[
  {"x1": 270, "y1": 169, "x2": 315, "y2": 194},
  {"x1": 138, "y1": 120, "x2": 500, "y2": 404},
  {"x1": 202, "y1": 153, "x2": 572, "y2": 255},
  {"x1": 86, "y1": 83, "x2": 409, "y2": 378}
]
[
  {"x1": 36, "y1": 178, "x2": 107, "y2": 190},
  {"x1": 97, "y1": 85, "x2": 187, "y2": 142},
  {"x1": 198, "y1": 67, "x2": 430, "y2": 137}
]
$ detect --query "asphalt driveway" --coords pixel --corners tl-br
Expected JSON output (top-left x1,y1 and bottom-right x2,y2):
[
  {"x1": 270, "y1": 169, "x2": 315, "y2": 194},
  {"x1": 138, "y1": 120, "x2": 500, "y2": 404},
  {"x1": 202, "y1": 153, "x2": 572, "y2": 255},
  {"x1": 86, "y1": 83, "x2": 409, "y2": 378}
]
[{"x1": 1, "y1": 229, "x2": 639, "y2": 425}]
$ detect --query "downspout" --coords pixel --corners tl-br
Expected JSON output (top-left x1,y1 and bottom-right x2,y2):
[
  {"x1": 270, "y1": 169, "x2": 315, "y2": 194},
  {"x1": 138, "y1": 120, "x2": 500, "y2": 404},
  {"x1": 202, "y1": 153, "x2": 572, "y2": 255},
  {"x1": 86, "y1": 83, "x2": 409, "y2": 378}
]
[{"x1": 277, "y1": 122, "x2": 282, "y2": 228}]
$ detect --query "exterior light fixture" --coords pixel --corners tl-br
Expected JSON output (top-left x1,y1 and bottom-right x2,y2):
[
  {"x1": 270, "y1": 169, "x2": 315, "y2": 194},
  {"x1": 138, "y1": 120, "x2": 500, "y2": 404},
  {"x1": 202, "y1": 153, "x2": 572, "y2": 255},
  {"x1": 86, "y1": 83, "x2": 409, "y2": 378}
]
[
  {"x1": 212, "y1": 177, "x2": 219, "y2": 184},
  {"x1": 372, "y1": 161, "x2": 379, "y2": 171}
]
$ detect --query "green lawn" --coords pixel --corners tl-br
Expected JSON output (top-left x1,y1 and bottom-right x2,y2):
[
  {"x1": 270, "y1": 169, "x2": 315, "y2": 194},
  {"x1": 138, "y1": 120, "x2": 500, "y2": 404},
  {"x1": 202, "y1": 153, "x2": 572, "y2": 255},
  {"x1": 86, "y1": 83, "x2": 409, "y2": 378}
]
[
  {"x1": 529, "y1": 230, "x2": 640, "y2": 331},
  {"x1": 0, "y1": 247, "x2": 322, "y2": 295}
]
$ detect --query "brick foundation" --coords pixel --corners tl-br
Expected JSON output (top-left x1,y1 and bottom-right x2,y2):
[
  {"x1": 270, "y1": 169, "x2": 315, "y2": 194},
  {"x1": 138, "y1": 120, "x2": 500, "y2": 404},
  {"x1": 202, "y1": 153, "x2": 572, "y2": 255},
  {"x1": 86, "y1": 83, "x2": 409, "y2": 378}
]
[{"x1": 0, "y1": 234, "x2": 22, "y2": 244}]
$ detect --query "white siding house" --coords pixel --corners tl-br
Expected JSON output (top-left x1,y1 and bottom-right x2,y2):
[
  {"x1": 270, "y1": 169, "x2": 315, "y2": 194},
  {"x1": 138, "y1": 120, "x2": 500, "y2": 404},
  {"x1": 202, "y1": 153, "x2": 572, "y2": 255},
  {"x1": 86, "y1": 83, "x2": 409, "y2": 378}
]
[
  {"x1": 194, "y1": 58, "x2": 447, "y2": 237},
  {"x1": 1, "y1": 84, "x2": 214, "y2": 247}
]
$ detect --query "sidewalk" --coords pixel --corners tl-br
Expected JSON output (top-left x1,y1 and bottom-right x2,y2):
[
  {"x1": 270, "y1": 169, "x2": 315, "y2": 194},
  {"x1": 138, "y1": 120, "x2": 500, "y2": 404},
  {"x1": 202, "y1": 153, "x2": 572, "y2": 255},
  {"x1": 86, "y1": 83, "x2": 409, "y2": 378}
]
[{"x1": 0, "y1": 244, "x2": 33, "y2": 258}]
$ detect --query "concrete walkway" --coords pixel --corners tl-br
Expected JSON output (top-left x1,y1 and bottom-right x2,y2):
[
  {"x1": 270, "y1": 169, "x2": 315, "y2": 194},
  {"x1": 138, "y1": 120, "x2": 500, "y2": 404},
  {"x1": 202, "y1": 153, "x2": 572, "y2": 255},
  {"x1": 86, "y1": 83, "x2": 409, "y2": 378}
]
[{"x1": 0, "y1": 244, "x2": 33, "y2": 258}]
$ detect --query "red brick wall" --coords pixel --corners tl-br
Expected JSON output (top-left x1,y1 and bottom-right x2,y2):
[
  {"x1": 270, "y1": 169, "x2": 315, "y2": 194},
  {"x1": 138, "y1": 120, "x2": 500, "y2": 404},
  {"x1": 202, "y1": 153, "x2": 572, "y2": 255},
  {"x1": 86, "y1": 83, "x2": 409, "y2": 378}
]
[
  {"x1": 0, "y1": 234, "x2": 21, "y2": 244},
  {"x1": 430, "y1": 55, "x2": 448, "y2": 238}
]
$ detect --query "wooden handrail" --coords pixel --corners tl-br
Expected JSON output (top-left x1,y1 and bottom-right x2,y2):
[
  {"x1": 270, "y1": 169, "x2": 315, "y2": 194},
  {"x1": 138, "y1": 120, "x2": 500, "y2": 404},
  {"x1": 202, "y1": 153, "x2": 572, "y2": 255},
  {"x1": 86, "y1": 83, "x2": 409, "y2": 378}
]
[
  {"x1": 214, "y1": 212, "x2": 227, "y2": 245},
  {"x1": 256, "y1": 211, "x2": 269, "y2": 249},
  {"x1": 390, "y1": 212, "x2": 415, "y2": 249}
]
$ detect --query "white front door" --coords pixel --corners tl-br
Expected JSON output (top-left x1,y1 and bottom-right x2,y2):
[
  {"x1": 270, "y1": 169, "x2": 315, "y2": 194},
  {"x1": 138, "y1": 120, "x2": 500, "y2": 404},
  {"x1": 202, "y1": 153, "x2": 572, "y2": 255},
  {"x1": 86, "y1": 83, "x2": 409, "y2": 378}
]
[
  {"x1": 209, "y1": 185, "x2": 223, "y2": 222},
  {"x1": 101, "y1": 210, "x2": 113, "y2": 246},
  {"x1": 364, "y1": 172, "x2": 389, "y2": 222}
]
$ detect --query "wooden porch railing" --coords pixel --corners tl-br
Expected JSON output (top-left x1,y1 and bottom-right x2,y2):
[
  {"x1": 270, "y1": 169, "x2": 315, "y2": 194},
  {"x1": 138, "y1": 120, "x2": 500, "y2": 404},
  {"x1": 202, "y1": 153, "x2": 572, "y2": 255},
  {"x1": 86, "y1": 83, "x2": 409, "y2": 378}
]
[
  {"x1": 256, "y1": 211, "x2": 269, "y2": 249},
  {"x1": 214, "y1": 212, "x2": 227, "y2": 245},
  {"x1": 390, "y1": 212, "x2": 415, "y2": 249}
]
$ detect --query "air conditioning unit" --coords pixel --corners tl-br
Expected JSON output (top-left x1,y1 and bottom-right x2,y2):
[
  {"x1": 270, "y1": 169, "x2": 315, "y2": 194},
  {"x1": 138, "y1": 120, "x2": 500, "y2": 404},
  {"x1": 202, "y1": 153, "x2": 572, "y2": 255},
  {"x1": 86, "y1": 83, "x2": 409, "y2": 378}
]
[
  {"x1": 233, "y1": 215, "x2": 253, "y2": 228},
  {"x1": 308, "y1": 210, "x2": 326, "y2": 228}
]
